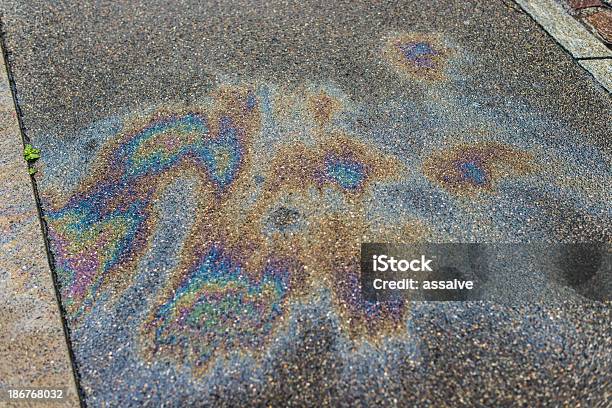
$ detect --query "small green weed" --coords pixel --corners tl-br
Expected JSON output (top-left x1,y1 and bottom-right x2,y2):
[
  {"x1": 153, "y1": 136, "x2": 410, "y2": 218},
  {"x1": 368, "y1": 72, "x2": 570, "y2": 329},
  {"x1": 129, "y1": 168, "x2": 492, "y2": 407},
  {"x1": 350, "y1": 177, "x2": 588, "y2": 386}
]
[
  {"x1": 24, "y1": 144, "x2": 41, "y2": 176},
  {"x1": 23, "y1": 144, "x2": 41, "y2": 161}
]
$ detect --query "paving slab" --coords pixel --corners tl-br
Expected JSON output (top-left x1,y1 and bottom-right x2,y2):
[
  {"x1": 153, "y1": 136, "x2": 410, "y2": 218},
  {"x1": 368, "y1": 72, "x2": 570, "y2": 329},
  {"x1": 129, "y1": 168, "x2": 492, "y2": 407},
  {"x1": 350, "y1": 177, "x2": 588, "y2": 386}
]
[
  {"x1": 0, "y1": 51, "x2": 80, "y2": 407},
  {"x1": 580, "y1": 58, "x2": 612, "y2": 90},
  {"x1": 584, "y1": 8, "x2": 612, "y2": 43},
  {"x1": 0, "y1": 0, "x2": 611, "y2": 406},
  {"x1": 567, "y1": 0, "x2": 604, "y2": 9}
]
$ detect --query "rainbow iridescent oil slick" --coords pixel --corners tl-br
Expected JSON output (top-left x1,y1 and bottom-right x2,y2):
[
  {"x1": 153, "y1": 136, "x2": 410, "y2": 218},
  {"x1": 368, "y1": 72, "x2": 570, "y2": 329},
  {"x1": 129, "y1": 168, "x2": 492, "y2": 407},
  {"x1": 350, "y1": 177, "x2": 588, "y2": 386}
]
[
  {"x1": 142, "y1": 243, "x2": 296, "y2": 374},
  {"x1": 37, "y1": 34, "x2": 611, "y2": 389},
  {"x1": 46, "y1": 86, "x2": 261, "y2": 320},
  {"x1": 423, "y1": 142, "x2": 535, "y2": 195},
  {"x1": 383, "y1": 32, "x2": 451, "y2": 82}
]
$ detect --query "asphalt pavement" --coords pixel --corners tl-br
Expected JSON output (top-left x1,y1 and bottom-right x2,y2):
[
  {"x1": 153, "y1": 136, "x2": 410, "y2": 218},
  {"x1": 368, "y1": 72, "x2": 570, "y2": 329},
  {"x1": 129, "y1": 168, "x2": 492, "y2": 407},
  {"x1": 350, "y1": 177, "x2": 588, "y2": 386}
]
[{"x1": 0, "y1": 1, "x2": 610, "y2": 406}]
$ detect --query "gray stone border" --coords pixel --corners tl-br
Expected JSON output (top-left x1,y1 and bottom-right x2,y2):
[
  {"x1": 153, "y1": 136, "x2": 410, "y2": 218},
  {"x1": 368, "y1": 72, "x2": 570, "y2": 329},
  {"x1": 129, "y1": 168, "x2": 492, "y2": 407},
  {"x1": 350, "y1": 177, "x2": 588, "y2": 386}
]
[{"x1": 515, "y1": 0, "x2": 612, "y2": 92}]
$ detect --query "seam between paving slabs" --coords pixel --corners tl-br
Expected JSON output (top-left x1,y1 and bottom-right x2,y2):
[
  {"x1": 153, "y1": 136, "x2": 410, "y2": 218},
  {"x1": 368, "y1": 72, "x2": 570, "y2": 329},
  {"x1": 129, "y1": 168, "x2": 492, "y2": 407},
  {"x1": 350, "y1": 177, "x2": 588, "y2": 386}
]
[
  {"x1": 0, "y1": 17, "x2": 86, "y2": 408},
  {"x1": 513, "y1": 0, "x2": 612, "y2": 93},
  {"x1": 575, "y1": 56, "x2": 612, "y2": 92},
  {"x1": 576, "y1": 55, "x2": 612, "y2": 60}
]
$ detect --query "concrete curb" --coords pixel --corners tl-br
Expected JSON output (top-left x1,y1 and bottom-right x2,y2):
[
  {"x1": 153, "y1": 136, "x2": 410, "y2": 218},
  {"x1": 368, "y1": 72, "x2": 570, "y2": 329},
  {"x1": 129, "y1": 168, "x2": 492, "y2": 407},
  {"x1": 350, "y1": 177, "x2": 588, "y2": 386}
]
[{"x1": 515, "y1": 0, "x2": 612, "y2": 92}]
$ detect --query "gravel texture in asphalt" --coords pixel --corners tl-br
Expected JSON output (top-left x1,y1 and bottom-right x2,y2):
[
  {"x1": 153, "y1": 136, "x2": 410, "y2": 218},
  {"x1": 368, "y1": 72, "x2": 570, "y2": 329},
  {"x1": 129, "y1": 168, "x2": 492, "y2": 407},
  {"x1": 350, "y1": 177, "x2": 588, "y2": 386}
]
[{"x1": 1, "y1": 0, "x2": 610, "y2": 406}]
